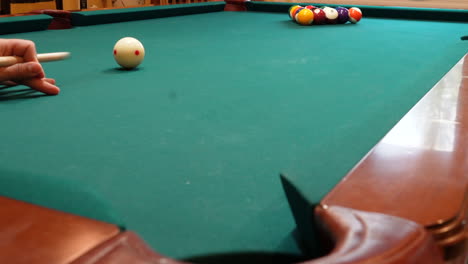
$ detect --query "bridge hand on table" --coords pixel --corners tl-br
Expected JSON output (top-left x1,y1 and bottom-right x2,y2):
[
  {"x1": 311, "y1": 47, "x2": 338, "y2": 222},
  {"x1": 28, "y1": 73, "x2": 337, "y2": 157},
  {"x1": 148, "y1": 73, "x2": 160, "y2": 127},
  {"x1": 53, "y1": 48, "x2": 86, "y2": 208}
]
[{"x1": 0, "y1": 39, "x2": 67, "y2": 95}]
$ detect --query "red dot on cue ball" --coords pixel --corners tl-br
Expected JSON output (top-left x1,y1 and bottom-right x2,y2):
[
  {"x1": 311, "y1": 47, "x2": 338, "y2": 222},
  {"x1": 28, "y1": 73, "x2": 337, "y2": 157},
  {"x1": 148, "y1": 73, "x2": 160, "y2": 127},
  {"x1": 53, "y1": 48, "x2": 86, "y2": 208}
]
[
  {"x1": 114, "y1": 50, "x2": 117, "y2": 55},
  {"x1": 135, "y1": 50, "x2": 140, "y2": 56}
]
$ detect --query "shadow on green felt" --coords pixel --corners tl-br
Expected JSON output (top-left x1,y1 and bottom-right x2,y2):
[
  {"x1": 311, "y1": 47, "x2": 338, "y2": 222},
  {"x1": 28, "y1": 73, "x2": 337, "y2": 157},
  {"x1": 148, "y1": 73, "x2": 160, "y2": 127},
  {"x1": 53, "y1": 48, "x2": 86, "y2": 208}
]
[
  {"x1": 178, "y1": 173, "x2": 333, "y2": 264},
  {"x1": 278, "y1": 19, "x2": 358, "y2": 29},
  {"x1": 101, "y1": 67, "x2": 144, "y2": 74},
  {"x1": 182, "y1": 227, "x2": 324, "y2": 264},
  {"x1": 0, "y1": 86, "x2": 46, "y2": 102},
  {"x1": 0, "y1": 168, "x2": 125, "y2": 228},
  {"x1": 184, "y1": 251, "x2": 308, "y2": 264},
  {"x1": 280, "y1": 174, "x2": 332, "y2": 259}
]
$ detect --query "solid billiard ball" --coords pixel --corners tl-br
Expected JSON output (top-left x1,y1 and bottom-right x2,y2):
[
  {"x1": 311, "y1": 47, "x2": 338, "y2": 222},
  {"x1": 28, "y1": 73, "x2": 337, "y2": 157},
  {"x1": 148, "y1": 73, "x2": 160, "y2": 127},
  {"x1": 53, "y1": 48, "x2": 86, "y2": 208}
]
[
  {"x1": 289, "y1": 5, "x2": 302, "y2": 19},
  {"x1": 113, "y1": 37, "x2": 145, "y2": 69},
  {"x1": 349, "y1": 7, "x2": 362, "y2": 23},
  {"x1": 335, "y1": 7, "x2": 349, "y2": 24},
  {"x1": 322, "y1": 7, "x2": 339, "y2": 24},
  {"x1": 312, "y1": 8, "x2": 326, "y2": 25},
  {"x1": 295, "y1": 8, "x2": 314, "y2": 25}
]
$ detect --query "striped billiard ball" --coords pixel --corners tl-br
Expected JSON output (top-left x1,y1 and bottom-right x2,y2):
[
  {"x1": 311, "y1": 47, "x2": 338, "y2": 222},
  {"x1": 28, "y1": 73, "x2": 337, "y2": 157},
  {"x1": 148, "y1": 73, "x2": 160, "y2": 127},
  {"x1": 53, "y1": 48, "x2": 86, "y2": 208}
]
[
  {"x1": 290, "y1": 6, "x2": 304, "y2": 20},
  {"x1": 289, "y1": 5, "x2": 302, "y2": 20},
  {"x1": 349, "y1": 7, "x2": 362, "y2": 23},
  {"x1": 312, "y1": 8, "x2": 326, "y2": 25},
  {"x1": 322, "y1": 7, "x2": 339, "y2": 24}
]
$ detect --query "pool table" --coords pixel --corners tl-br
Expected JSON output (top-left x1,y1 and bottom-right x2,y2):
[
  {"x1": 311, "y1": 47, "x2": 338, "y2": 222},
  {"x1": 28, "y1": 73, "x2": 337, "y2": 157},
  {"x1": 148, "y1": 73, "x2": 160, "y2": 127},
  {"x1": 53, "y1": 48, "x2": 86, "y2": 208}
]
[{"x1": 0, "y1": 1, "x2": 467, "y2": 263}]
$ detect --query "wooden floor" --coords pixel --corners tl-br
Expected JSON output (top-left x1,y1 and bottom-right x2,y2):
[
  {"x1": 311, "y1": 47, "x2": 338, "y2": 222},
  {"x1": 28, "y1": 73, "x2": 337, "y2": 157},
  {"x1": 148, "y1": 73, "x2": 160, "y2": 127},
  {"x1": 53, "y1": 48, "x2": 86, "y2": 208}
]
[{"x1": 268, "y1": 0, "x2": 468, "y2": 9}]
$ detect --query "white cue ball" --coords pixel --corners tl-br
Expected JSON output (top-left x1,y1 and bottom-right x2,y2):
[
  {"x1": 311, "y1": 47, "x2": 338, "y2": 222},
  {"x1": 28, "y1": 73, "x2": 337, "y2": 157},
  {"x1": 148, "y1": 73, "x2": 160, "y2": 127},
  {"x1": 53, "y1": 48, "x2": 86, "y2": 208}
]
[{"x1": 113, "y1": 37, "x2": 145, "y2": 69}]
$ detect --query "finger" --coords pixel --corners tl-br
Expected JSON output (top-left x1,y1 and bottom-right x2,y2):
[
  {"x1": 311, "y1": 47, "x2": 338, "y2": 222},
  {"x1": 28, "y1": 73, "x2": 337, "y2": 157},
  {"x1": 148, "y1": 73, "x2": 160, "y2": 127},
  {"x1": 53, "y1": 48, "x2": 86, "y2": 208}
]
[
  {"x1": 1, "y1": 81, "x2": 18, "y2": 86},
  {"x1": 1, "y1": 79, "x2": 54, "y2": 87},
  {"x1": 0, "y1": 39, "x2": 39, "y2": 63},
  {"x1": 11, "y1": 39, "x2": 38, "y2": 63},
  {"x1": 23, "y1": 78, "x2": 60, "y2": 95},
  {"x1": 0, "y1": 62, "x2": 45, "y2": 82},
  {"x1": 43, "y1": 78, "x2": 56, "y2": 85}
]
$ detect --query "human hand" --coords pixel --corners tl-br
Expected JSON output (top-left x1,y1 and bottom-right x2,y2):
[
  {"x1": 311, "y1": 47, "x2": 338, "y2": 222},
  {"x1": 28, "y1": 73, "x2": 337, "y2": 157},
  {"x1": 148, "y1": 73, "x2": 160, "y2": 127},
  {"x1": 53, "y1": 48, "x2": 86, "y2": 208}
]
[{"x1": 0, "y1": 39, "x2": 60, "y2": 95}]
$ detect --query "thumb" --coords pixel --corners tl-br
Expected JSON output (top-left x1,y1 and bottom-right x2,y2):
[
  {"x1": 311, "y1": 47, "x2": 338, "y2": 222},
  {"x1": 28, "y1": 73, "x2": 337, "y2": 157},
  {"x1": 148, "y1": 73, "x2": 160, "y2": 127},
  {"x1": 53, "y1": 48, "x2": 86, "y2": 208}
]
[{"x1": 0, "y1": 62, "x2": 45, "y2": 82}]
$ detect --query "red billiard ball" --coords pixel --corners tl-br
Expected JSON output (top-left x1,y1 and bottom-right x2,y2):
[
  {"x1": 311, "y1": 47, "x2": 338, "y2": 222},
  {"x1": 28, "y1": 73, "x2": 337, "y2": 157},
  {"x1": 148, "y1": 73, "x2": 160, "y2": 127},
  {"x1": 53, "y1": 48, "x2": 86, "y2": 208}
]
[
  {"x1": 304, "y1": 5, "x2": 316, "y2": 10},
  {"x1": 349, "y1": 7, "x2": 362, "y2": 23},
  {"x1": 312, "y1": 8, "x2": 326, "y2": 25}
]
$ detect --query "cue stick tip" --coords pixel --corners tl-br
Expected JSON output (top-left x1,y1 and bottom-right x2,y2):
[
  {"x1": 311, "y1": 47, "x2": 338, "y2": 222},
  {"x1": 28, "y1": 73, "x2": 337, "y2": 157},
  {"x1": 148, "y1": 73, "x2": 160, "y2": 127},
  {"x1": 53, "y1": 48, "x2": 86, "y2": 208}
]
[{"x1": 37, "y1": 52, "x2": 71, "y2": 63}]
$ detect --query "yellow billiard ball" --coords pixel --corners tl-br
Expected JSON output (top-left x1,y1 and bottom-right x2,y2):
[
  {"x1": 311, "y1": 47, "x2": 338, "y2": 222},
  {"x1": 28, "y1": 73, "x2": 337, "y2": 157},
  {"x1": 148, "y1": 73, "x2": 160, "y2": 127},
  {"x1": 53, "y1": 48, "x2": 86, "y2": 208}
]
[{"x1": 295, "y1": 8, "x2": 314, "y2": 25}]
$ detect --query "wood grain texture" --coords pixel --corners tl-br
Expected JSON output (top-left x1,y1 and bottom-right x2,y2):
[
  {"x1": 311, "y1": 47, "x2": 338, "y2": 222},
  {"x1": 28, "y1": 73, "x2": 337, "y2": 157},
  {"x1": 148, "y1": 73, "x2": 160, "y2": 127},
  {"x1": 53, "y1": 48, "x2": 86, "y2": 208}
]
[
  {"x1": 71, "y1": 231, "x2": 187, "y2": 264},
  {"x1": 265, "y1": 0, "x2": 468, "y2": 9},
  {"x1": 322, "y1": 55, "x2": 468, "y2": 261},
  {"x1": 0, "y1": 196, "x2": 120, "y2": 264},
  {"x1": 306, "y1": 206, "x2": 444, "y2": 264},
  {"x1": 71, "y1": 207, "x2": 445, "y2": 264},
  {"x1": 10, "y1": 1, "x2": 55, "y2": 14}
]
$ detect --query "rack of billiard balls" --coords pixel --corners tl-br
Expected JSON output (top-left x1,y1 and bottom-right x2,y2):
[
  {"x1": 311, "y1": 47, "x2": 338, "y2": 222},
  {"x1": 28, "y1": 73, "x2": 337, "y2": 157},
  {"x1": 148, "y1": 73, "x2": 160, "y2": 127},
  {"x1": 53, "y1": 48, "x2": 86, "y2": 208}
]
[{"x1": 289, "y1": 5, "x2": 362, "y2": 26}]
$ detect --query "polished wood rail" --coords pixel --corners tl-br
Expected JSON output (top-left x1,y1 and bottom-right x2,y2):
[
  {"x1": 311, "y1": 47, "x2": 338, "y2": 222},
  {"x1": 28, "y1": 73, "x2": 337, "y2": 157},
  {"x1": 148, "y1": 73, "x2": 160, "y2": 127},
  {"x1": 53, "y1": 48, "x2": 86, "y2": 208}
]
[
  {"x1": 266, "y1": 0, "x2": 468, "y2": 9},
  {"x1": 322, "y1": 55, "x2": 468, "y2": 263},
  {"x1": 0, "y1": 196, "x2": 448, "y2": 264},
  {"x1": 0, "y1": 197, "x2": 120, "y2": 263}
]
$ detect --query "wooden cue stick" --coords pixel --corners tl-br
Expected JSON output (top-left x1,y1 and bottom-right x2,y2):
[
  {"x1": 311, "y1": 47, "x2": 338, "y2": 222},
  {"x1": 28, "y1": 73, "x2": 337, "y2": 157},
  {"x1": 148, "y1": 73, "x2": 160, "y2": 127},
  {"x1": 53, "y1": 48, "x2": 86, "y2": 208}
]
[{"x1": 0, "y1": 52, "x2": 71, "y2": 67}]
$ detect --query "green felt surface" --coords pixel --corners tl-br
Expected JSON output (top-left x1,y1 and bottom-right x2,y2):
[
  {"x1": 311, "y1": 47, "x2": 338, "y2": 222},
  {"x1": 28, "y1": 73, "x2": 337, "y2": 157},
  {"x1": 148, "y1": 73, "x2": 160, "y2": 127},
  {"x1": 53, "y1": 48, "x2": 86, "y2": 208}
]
[
  {"x1": 0, "y1": 169, "x2": 124, "y2": 227},
  {"x1": 0, "y1": 4, "x2": 467, "y2": 261},
  {"x1": 0, "y1": 15, "x2": 51, "y2": 35}
]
